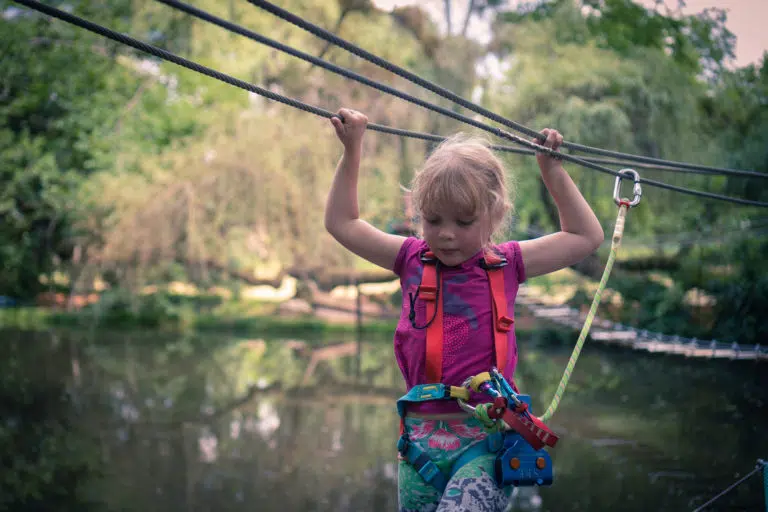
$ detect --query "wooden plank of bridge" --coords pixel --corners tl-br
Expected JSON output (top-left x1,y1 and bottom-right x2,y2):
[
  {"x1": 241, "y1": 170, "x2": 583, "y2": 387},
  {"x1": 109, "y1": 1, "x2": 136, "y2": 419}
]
[{"x1": 516, "y1": 286, "x2": 767, "y2": 362}]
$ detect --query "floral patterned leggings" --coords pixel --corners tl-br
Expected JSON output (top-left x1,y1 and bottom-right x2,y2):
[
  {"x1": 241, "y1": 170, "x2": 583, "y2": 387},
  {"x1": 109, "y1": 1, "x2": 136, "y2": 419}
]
[{"x1": 398, "y1": 415, "x2": 513, "y2": 512}]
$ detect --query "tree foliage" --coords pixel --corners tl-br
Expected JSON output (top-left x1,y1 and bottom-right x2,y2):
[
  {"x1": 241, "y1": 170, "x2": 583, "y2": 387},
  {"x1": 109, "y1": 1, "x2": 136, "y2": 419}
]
[
  {"x1": 2, "y1": 0, "x2": 767, "y2": 342},
  {"x1": 487, "y1": 0, "x2": 767, "y2": 342}
]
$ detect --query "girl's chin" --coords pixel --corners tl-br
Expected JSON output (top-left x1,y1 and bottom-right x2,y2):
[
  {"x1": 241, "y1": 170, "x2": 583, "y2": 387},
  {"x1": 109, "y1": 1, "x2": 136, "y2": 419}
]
[{"x1": 437, "y1": 250, "x2": 464, "y2": 265}]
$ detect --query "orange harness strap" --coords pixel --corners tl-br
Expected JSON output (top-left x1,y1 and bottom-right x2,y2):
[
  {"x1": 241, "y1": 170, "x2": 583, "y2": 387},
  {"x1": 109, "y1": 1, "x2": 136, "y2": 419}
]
[
  {"x1": 483, "y1": 251, "x2": 514, "y2": 376},
  {"x1": 421, "y1": 251, "x2": 513, "y2": 383},
  {"x1": 419, "y1": 252, "x2": 444, "y2": 382}
]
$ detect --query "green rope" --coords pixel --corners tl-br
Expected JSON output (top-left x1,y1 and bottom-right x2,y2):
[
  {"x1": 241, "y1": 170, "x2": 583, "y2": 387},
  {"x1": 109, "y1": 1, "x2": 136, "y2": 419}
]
[
  {"x1": 540, "y1": 204, "x2": 628, "y2": 423},
  {"x1": 474, "y1": 403, "x2": 500, "y2": 432}
]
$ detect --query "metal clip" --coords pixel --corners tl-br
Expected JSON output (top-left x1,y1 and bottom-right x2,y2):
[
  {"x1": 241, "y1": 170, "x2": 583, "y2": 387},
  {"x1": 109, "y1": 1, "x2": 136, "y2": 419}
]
[
  {"x1": 456, "y1": 376, "x2": 479, "y2": 414},
  {"x1": 613, "y1": 169, "x2": 642, "y2": 207}
]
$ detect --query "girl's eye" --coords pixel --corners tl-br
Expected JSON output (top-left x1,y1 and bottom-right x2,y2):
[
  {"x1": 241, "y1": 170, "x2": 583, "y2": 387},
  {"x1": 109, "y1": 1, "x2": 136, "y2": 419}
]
[
  {"x1": 457, "y1": 219, "x2": 475, "y2": 227},
  {"x1": 424, "y1": 217, "x2": 440, "y2": 225}
]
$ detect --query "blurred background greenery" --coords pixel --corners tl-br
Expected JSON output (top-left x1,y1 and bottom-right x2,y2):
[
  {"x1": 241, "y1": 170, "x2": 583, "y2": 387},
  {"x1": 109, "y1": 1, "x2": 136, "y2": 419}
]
[{"x1": 1, "y1": 1, "x2": 767, "y2": 509}]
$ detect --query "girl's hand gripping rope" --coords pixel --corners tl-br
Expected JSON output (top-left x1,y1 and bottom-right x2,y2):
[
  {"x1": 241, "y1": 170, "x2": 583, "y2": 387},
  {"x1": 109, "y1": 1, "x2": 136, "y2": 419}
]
[
  {"x1": 330, "y1": 108, "x2": 368, "y2": 151},
  {"x1": 325, "y1": 107, "x2": 405, "y2": 271},
  {"x1": 534, "y1": 128, "x2": 565, "y2": 173}
]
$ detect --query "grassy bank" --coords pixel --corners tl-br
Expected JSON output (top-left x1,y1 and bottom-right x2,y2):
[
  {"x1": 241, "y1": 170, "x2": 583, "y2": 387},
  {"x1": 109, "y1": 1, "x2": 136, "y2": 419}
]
[
  {"x1": 0, "y1": 304, "x2": 576, "y2": 351},
  {"x1": 0, "y1": 278, "x2": 586, "y2": 343},
  {"x1": 0, "y1": 303, "x2": 398, "y2": 340}
]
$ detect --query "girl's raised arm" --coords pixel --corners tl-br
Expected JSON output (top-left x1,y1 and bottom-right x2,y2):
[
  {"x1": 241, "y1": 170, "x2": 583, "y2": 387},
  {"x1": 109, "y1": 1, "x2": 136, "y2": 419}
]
[
  {"x1": 519, "y1": 129, "x2": 604, "y2": 278},
  {"x1": 324, "y1": 108, "x2": 406, "y2": 271}
]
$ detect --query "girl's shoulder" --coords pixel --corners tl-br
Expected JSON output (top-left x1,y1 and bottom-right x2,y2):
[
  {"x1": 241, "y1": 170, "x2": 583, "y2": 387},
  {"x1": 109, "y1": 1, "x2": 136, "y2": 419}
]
[
  {"x1": 393, "y1": 237, "x2": 428, "y2": 276},
  {"x1": 493, "y1": 240, "x2": 526, "y2": 284}
]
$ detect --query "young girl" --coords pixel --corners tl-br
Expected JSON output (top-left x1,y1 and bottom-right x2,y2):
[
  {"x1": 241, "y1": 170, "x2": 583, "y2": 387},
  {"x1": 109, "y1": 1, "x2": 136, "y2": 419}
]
[{"x1": 325, "y1": 108, "x2": 603, "y2": 512}]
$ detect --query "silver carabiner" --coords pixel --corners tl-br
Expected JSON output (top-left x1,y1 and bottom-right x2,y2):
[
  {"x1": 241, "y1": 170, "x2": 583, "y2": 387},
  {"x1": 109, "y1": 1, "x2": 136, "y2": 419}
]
[
  {"x1": 456, "y1": 376, "x2": 478, "y2": 414},
  {"x1": 613, "y1": 169, "x2": 642, "y2": 207}
]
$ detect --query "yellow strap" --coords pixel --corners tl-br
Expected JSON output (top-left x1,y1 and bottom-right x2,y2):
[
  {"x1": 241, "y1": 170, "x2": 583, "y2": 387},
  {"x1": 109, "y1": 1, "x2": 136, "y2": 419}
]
[
  {"x1": 449, "y1": 386, "x2": 470, "y2": 401},
  {"x1": 469, "y1": 372, "x2": 492, "y2": 392}
]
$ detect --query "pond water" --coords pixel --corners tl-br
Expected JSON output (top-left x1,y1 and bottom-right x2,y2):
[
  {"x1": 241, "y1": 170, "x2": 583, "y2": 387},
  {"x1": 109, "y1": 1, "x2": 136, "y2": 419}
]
[{"x1": 0, "y1": 326, "x2": 765, "y2": 511}]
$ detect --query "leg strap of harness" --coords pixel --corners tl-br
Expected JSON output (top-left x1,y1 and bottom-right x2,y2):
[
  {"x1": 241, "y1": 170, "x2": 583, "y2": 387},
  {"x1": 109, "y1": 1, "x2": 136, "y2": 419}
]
[
  {"x1": 396, "y1": 383, "x2": 490, "y2": 491},
  {"x1": 397, "y1": 431, "x2": 505, "y2": 493},
  {"x1": 397, "y1": 435, "x2": 449, "y2": 492},
  {"x1": 449, "y1": 431, "x2": 504, "y2": 478}
]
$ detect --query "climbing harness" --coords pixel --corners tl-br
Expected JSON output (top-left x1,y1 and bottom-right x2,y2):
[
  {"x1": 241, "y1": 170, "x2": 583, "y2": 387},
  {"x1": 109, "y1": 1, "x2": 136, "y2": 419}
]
[
  {"x1": 411, "y1": 250, "x2": 512, "y2": 383},
  {"x1": 461, "y1": 370, "x2": 555, "y2": 487},
  {"x1": 456, "y1": 369, "x2": 558, "y2": 451},
  {"x1": 397, "y1": 248, "x2": 513, "y2": 434},
  {"x1": 397, "y1": 170, "x2": 642, "y2": 492},
  {"x1": 396, "y1": 248, "x2": 555, "y2": 491},
  {"x1": 540, "y1": 169, "x2": 641, "y2": 422},
  {"x1": 397, "y1": 369, "x2": 555, "y2": 491}
]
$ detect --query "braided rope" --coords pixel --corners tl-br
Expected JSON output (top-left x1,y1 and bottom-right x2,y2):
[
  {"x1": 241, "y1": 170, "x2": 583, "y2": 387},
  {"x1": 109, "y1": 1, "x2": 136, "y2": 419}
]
[
  {"x1": 540, "y1": 204, "x2": 628, "y2": 422},
  {"x1": 247, "y1": 0, "x2": 763, "y2": 177},
  {"x1": 473, "y1": 403, "x2": 499, "y2": 431},
  {"x1": 13, "y1": 0, "x2": 768, "y2": 207},
  {"x1": 158, "y1": 1, "x2": 768, "y2": 180}
]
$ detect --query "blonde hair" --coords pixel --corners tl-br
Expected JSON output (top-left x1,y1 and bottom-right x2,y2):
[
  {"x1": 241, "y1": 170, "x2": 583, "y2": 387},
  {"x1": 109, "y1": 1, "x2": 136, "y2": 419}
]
[{"x1": 410, "y1": 133, "x2": 514, "y2": 244}]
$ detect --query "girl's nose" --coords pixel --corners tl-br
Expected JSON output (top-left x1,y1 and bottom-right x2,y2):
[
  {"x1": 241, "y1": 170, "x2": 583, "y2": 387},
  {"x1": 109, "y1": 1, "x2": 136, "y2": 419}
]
[{"x1": 439, "y1": 227, "x2": 455, "y2": 240}]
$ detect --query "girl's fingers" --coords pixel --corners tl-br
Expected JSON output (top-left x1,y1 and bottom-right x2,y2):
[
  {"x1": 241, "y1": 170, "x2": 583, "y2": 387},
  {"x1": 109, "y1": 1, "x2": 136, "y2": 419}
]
[
  {"x1": 552, "y1": 131, "x2": 563, "y2": 151},
  {"x1": 336, "y1": 108, "x2": 369, "y2": 127},
  {"x1": 336, "y1": 108, "x2": 354, "y2": 124},
  {"x1": 330, "y1": 116, "x2": 344, "y2": 137},
  {"x1": 538, "y1": 128, "x2": 552, "y2": 148},
  {"x1": 537, "y1": 128, "x2": 563, "y2": 150}
]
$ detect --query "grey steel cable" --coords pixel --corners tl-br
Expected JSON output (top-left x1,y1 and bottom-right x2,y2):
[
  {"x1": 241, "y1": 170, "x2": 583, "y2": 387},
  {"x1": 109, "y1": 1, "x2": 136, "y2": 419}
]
[
  {"x1": 691, "y1": 460, "x2": 766, "y2": 512},
  {"x1": 157, "y1": 0, "x2": 766, "y2": 181},
  {"x1": 12, "y1": 0, "x2": 768, "y2": 208},
  {"x1": 247, "y1": 0, "x2": 763, "y2": 177}
]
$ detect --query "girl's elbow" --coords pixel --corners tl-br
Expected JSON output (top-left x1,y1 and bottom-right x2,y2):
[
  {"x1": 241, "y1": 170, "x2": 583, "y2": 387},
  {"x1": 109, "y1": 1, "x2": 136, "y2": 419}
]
[
  {"x1": 324, "y1": 212, "x2": 338, "y2": 236},
  {"x1": 325, "y1": 218, "x2": 340, "y2": 239},
  {"x1": 590, "y1": 226, "x2": 605, "y2": 251},
  {"x1": 325, "y1": 216, "x2": 350, "y2": 243}
]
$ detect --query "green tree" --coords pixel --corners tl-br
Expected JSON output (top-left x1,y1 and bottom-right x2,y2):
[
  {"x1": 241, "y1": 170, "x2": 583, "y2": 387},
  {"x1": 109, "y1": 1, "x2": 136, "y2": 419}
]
[
  {"x1": 0, "y1": 0, "x2": 199, "y2": 299},
  {"x1": 487, "y1": 0, "x2": 767, "y2": 342},
  {"x1": 1, "y1": 2, "x2": 134, "y2": 298}
]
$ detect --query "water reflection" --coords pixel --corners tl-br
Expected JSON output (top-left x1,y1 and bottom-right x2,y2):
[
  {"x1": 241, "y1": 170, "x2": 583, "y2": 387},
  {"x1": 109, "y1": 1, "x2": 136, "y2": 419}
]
[{"x1": 0, "y1": 328, "x2": 765, "y2": 511}]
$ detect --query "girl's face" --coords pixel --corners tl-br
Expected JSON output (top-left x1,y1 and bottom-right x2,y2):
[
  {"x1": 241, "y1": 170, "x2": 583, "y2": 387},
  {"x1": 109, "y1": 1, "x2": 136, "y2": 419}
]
[{"x1": 421, "y1": 206, "x2": 490, "y2": 267}]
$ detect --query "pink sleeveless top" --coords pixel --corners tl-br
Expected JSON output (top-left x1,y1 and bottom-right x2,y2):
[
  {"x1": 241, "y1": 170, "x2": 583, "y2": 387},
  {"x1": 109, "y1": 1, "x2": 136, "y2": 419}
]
[{"x1": 392, "y1": 237, "x2": 527, "y2": 415}]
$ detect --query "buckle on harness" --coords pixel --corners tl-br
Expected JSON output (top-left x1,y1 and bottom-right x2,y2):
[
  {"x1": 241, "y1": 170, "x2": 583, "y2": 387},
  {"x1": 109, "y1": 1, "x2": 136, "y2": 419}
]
[
  {"x1": 397, "y1": 435, "x2": 409, "y2": 455},
  {"x1": 418, "y1": 461, "x2": 443, "y2": 483},
  {"x1": 420, "y1": 251, "x2": 437, "y2": 263},
  {"x1": 398, "y1": 433, "x2": 448, "y2": 490},
  {"x1": 416, "y1": 384, "x2": 449, "y2": 400},
  {"x1": 480, "y1": 253, "x2": 508, "y2": 269},
  {"x1": 497, "y1": 315, "x2": 514, "y2": 332},
  {"x1": 418, "y1": 284, "x2": 437, "y2": 301}
]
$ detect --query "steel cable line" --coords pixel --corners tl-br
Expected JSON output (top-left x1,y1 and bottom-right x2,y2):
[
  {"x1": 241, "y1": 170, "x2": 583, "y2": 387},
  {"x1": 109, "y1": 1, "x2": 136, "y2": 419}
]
[
  {"x1": 155, "y1": 0, "x2": 766, "y2": 181},
  {"x1": 248, "y1": 0, "x2": 765, "y2": 178},
  {"x1": 520, "y1": 218, "x2": 768, "y2": 248},
  {"x1": 12, "y1": 0, "x2": 768, "y2": 208}
]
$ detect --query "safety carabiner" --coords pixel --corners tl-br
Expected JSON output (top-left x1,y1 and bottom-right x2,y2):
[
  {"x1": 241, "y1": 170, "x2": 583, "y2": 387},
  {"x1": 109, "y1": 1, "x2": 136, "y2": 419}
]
[
  {"x1": 456, "y1": 376, "x2": 479, "y2": 415},
  {"x1": 613, "y1": 169, "x2": 642, "y2": 207}
]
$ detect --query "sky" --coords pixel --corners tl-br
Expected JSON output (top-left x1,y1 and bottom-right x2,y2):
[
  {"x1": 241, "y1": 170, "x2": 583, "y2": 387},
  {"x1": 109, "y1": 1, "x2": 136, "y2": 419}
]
[
  {"x1": 642, "y1": 0, "x2": 768, "y2": 67},
  {"x1": 372, "y1": 0, "x2": 767, "y2": 68}
]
